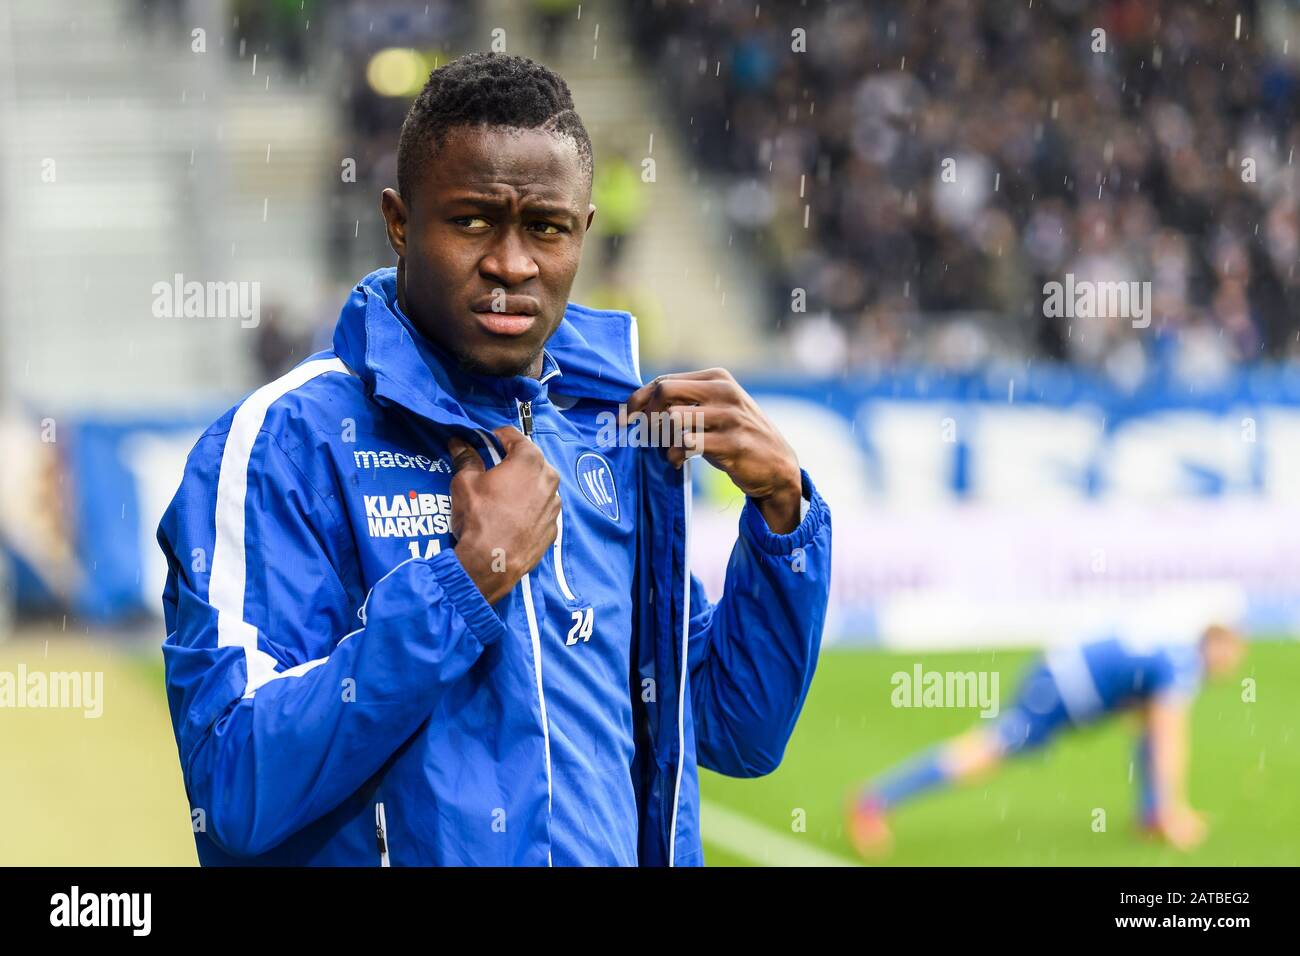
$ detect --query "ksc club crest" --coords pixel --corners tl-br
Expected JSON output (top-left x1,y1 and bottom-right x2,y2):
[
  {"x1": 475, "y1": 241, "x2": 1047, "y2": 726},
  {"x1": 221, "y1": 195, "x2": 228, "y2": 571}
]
[{"x1": 575, "y1": 452, "x2": 619, "y2": 522}]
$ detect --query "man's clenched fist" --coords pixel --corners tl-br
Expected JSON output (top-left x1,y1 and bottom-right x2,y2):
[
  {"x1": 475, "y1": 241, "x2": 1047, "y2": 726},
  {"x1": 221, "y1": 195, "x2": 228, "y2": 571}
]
[{"x1": 447, "y1": 426, "x2": 560, "y2": 604}]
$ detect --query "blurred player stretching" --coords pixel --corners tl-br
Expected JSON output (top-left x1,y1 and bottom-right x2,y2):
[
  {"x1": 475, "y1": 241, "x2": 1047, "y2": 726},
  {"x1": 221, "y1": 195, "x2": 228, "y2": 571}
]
[{"x1": 847, "y1": 625, "x2": 1246, "y2": 858}]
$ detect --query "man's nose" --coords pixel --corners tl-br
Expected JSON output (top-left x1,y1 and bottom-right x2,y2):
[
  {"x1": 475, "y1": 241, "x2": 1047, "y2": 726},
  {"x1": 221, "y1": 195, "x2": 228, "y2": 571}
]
[{"x1": 479, "y1": 229, "x2": 540, "y2": 287}]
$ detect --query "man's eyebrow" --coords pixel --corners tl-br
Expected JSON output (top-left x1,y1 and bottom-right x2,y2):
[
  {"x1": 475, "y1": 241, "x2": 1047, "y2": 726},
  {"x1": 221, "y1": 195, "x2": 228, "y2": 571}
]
[
  {"x1": 445, "y1": 193, "x2": 509, "y2": 208},
  {"x1": 444, "y1": 193, "x2": 578, "y2": 219},
  {"x1": 522, "y1": 202, "x2": 579, "y2": 220}
]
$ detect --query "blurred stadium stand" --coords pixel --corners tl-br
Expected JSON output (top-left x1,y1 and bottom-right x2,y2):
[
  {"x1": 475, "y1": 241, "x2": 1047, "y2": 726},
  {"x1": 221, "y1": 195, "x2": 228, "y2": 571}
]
[
  {"x1": 0, "y1": 0, "x2": 342, "y2": 408},
  {"x1": 627, "y1": 0, "x2": 1300, "y2": 380}
]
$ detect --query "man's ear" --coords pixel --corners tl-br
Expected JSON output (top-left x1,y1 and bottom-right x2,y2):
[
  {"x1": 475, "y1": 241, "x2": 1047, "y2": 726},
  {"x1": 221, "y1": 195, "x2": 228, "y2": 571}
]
[
  {"x1": 380, "y1": 188, "x2": 409, "y2": 258},
  {"x1": 586, "y1": 203, "x2": 596, "y2": 232}
]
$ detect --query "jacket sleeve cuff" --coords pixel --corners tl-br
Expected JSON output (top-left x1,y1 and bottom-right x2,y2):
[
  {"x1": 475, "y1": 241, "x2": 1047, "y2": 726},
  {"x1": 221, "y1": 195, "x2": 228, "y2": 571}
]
[
  {"x1": 739, "y1": 469, "x2": 828, "y2": 556},
  {"x1": 427, "y1": 548, "x2": 508, "y2": 646}
]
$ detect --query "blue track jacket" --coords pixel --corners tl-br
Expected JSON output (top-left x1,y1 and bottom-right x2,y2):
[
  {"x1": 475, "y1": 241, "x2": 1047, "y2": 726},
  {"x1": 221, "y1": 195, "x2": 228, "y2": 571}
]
[{"x1": 159, "y1": 267, "x2": 832, "y2": 866}]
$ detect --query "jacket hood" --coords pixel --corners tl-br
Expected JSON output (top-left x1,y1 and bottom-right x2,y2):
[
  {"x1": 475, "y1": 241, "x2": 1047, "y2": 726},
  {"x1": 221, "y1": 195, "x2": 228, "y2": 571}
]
[{"x1": 333, "y1": 267, "x2": 644, "y2": 432}]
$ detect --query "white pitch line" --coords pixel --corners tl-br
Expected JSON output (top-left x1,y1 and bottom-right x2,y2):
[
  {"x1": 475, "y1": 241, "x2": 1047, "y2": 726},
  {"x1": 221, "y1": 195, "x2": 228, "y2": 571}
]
[{"x1": 700, "y1": 799, "x2": 861, "y2": 867}]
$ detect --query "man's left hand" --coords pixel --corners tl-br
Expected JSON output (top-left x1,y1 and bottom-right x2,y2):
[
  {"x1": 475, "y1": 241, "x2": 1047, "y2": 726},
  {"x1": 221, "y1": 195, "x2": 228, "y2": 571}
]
[{"x1": 624, "y1": 368, "x2": 803, "y2": 533}]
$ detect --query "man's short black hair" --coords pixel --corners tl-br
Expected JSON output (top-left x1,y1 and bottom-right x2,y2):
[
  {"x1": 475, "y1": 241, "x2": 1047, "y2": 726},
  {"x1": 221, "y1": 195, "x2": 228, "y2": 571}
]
[{"x1": 396, "y1": 52, "x2": 594, "y2": 202}]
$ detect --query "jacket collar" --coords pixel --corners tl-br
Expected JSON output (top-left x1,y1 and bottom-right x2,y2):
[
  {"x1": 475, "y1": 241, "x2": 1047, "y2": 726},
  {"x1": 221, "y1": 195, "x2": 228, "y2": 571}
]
[{"x1": 333, "y1": 267, "x2": 642, "y2": 431}]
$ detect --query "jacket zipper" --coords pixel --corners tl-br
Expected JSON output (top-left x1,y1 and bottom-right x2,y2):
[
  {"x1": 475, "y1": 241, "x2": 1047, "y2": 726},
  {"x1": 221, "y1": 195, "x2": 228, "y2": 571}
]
[
  {"x1": 526, "y1": 396, "x2": 578, "y2": 603},
  {"x1": 514, "y1": 399, "x2": 554, "y2": 865},
  {"x1": 375, "y1": 801, "x2": 391, "y2": 867}
]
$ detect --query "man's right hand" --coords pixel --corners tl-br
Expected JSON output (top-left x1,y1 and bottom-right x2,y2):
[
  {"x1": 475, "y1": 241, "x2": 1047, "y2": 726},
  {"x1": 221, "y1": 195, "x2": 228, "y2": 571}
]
[{"x1": 447, "y1": 426, "x2": 560, "y2": 605}]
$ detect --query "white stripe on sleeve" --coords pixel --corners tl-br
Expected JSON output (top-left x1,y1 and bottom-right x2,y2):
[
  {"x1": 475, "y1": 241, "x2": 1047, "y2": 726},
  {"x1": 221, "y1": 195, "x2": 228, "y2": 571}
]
[{"x1": 208, "y1": 357, "x2": 349, "y2": 697}]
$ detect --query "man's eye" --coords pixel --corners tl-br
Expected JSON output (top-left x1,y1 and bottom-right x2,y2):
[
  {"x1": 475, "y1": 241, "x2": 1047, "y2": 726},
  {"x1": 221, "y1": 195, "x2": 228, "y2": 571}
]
[
  {"x1": 453, "y1": 216, "x2": 490, "y2": 229},
  {"x1": 530, "y1": 222, "x2": 563, "y2": 235}
]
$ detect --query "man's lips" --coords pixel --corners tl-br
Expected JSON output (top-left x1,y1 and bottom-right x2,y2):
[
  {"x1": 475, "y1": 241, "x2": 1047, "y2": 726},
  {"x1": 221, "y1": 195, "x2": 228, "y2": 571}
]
[
  {"x1": 470, "y1": 295, "x2": 541, "y2": 337},
  {"x1": 473, "y1": 311, "x2": 536, "y2": 336}
]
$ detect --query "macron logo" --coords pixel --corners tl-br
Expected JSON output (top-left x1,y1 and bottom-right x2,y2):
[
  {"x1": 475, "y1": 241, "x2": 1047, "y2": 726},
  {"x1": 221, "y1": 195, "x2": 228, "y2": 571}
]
[
  {"x1": 50, "y1": 886, "x2": 151, "y2": 936},
  {"x1": 353, "y1": 449, "x2": 450, "y2": 473}
]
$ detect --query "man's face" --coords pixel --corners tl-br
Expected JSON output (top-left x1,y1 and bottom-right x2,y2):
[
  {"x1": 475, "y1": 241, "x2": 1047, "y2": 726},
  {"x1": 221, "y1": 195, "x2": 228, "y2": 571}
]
[{"x1": 381, "y1": 124, "x2": 595, "y2": 378}]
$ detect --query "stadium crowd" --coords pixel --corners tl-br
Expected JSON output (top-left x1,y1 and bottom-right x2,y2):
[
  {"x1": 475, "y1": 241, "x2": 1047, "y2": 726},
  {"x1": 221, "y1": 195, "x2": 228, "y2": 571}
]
[{"x1": 628, "y1": 0, "x2": 1300, "y2": 380}]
